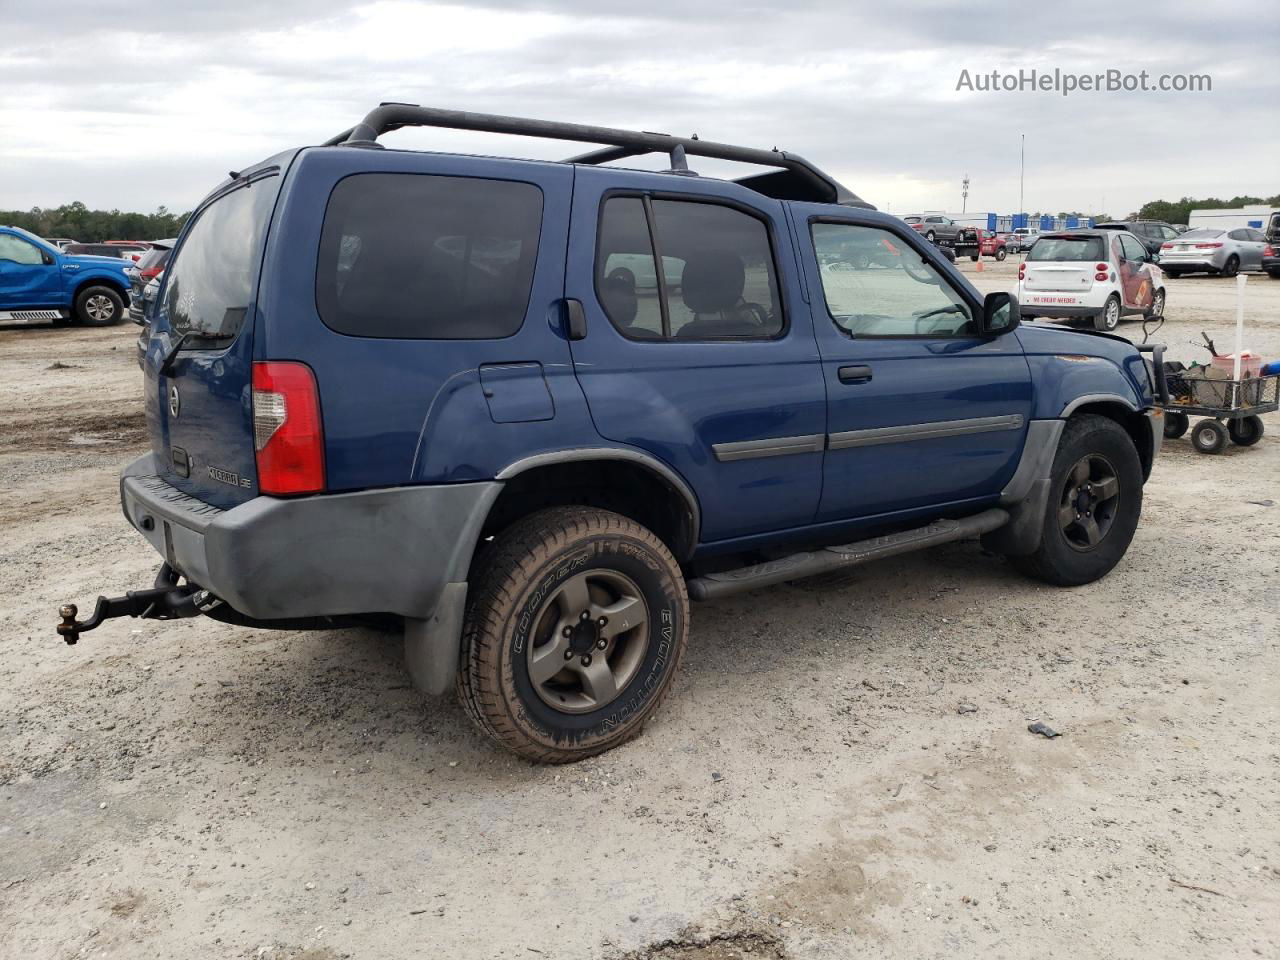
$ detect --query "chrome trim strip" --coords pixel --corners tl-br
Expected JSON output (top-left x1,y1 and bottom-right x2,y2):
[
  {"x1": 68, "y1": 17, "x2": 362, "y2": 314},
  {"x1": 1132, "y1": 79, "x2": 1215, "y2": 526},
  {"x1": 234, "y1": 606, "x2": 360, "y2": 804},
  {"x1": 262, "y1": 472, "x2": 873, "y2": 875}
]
[
  {"x1": 829, "y1": 414, "x2": 1024, "y2": 450},
  {"x1": 712, "y1": 434, "x2": 826, "y2": 462}
]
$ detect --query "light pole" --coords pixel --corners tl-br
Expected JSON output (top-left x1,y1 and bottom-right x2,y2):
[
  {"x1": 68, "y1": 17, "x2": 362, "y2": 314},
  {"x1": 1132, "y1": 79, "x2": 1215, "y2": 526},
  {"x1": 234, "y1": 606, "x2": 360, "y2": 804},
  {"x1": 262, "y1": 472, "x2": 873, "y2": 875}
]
[
  {"x1": 961, "y1": 174, "x2": 969, "y2": 214},
  {"x1": 1019, "y1": 134, "x2": 1025, "y2": 228}
]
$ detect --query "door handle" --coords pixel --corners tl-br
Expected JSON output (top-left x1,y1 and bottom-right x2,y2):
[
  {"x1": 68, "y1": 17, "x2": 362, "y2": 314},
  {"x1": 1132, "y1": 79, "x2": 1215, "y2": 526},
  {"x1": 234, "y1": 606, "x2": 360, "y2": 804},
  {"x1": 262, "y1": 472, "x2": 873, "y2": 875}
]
[
  {"x1": 838, "y1": 364, "x2": 873, "y2": 384},
  {"x1": 564, "y1": 299, "x2": 587, "y2": 341}
]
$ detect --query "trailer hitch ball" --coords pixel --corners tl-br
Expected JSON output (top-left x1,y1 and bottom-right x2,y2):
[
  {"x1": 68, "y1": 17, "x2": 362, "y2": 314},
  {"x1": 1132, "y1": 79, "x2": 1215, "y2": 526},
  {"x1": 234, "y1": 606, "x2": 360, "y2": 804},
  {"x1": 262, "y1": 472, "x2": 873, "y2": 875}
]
[{"x1": 57, "y1": 604, "x2": 81, "y2": 645}]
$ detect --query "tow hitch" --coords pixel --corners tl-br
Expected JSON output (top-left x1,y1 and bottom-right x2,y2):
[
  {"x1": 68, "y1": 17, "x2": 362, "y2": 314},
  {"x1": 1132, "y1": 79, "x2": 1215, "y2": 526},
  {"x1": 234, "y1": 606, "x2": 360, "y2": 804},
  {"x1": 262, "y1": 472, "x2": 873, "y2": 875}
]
[{"x1": 56, "y1": 564, "x2": 219, "y2": 644}]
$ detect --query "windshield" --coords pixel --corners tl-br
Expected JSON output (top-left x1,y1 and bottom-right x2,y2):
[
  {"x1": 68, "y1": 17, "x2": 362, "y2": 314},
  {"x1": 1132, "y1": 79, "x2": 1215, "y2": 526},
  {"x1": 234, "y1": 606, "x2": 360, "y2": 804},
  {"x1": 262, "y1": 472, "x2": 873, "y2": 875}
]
[
  {"x1": 1179, "y1": 228, "x2": 1224, "y2": 240},
  {"x1": 1027, "y1": 236, "x2": 1106, "y2": 261}
]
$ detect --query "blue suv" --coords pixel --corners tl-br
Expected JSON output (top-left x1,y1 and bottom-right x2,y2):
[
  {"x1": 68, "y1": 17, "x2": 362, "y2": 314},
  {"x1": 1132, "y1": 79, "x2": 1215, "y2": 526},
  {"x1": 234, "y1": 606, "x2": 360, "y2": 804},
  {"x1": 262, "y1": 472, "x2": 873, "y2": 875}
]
[
  {"x1": 0, "y1": 226, "x2": 132, "y2": 326},
  {"x1": 58, "y1": 104, "x2": 1167, "y2": 762}
]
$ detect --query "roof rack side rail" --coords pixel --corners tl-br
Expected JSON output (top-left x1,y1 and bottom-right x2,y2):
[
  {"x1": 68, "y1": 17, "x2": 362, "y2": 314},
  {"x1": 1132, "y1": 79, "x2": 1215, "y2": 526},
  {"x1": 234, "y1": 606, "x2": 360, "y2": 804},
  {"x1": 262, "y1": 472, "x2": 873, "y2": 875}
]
[{"x1": 324, "y1": 103, "x2": 873, "y2": 209}]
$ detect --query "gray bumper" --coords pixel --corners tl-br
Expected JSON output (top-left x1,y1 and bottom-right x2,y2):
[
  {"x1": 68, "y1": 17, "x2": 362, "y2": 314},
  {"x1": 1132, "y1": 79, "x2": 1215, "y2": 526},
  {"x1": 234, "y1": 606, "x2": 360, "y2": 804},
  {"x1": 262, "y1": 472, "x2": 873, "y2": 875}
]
[{"x1": 119, "y1": 454, "x2": 500, "y2": 622}]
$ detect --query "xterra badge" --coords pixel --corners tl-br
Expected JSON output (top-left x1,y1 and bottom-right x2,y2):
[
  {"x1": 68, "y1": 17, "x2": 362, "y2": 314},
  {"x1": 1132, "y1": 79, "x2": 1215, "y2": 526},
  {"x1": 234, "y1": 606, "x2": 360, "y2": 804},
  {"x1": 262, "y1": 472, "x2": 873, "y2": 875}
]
[{"x1": 208, "y1": 466, "x2": 252, "y2": 489}]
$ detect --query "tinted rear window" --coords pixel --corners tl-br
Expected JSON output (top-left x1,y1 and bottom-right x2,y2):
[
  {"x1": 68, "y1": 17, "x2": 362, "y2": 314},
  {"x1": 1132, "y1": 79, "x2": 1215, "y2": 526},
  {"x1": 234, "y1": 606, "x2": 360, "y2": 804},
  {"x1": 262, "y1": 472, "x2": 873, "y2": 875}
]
[
  {"x1": 164, "y1": 173, "x2": 280, "y2": 344},
  {"x1": 1180, "y1": 229, "x2": 1223, "y2": 240},
  {"x1": 1028, "y1": 237, "x2": 1106, "y2": 261},
  {"x1": 316, "y1": 173, "x2": 543, "y2": 339},
  {"x1": 136, "y1": 247, "x2": 171, "y2": 270}
]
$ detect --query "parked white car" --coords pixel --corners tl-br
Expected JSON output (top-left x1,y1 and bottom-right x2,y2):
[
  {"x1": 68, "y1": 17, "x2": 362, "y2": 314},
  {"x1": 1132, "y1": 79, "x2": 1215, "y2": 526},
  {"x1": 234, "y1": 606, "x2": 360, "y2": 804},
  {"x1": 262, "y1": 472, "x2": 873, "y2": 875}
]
[
  {"x1": 1157, "y1": 227, "x2": 1268, "y2": 278},
  {"x1": 1016, "y1": 230, "x2": 1166, "y2": 331},
  {"x1": 1010, "y1": 227, "x2": 1040, "y2": 252}
]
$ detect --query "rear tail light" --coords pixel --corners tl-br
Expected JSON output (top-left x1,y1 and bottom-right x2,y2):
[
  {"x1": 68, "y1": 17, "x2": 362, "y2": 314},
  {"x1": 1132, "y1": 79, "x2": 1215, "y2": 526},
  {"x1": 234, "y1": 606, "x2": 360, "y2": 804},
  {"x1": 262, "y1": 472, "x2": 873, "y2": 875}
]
[
  {"x1": 252, "y1": 361, "x2": 325, "y2": 495},
  {"x1": 1095, "y1": 263, "x2": 1108, "y2": 271},
  {"x1": 1018, "y1": 264, "x2": 1026, "y2": 279},
  {"x1": 1160, "y1": 243, "x2": 1173, "y2": 250},
  {"x1": 1264, "y1": 245, "x2": 1275, "y2": 256},
  {"x1": 1195, "y1": 242, "x2": 1223, "y2": 249},
  {"x1": 1095, "y1": 272, "x2": 1109, "y2": 281}
]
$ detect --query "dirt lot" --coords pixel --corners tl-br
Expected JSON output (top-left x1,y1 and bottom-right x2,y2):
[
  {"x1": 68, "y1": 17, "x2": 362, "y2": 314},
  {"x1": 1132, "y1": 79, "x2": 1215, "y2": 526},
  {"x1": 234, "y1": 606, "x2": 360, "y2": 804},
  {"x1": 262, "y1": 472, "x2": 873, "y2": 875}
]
[{"x1": 2, "y1": 261, "x2": 1278, "y2": 960}]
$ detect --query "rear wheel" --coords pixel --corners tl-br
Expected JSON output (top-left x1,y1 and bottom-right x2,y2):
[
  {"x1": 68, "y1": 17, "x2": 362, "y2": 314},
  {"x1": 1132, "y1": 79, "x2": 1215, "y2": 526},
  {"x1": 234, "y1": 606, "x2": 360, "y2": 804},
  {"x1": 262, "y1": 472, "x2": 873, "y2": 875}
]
[
  {"x1": 1145, "y1": 287, "x2": 1166, "y2": 318},
  {"x1": 1163, "y1": 411, "x2": 1189, "y2": 439},
  {"x1": 1228, "y1": 415, "x2": 1264, "y2": 447},
  {"x1": 1220, "y1": 255, "x2": 1240, "y2": 278},
  {"x1": 1164, "y1": 269, "x2": 1181, "y2": 278},
  {"x1": 1191, "y1": 419, "x2": 1228, "y2": 454},
  {"x1": 457, "y1": 507, "x2": 689, "y2": 763},
  {"x1": 995, "y1": 246, "x2": 1008, "y2": 262},
  {"x1": 1009, "y1": 414, "x2": 1142, "y2": 586},
  {"x1": 74, "y1": 285, "x2": 124, "y2": 326},
  {"x1": 1095, "y1": 294, "x2": 1121, "y2": 331},
  {"x1": 925, "y1": 231, "x2": 936, "y2": 243}
]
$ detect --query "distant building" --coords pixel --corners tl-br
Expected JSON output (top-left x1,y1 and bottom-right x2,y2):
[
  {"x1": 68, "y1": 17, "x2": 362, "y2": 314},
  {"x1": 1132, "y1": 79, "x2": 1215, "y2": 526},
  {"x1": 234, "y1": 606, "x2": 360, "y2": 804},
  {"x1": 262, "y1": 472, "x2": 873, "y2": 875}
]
[{"x1": 1188, "y1": 205, "x2": 1279, "y2": 231}]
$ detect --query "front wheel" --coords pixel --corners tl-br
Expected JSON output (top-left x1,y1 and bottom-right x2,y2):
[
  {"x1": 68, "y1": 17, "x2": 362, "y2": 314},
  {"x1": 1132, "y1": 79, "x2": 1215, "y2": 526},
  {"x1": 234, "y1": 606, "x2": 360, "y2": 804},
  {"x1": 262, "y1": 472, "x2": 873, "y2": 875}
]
[
  {"x1": 1095, "y1": 294, "x2": 1121, "y2": 331},
  {"x1": 457, "y1": 507, "x2": 689, "y2": 763},
  {"x1": 1228, "y1": 415, "x2": 1264, "y2": 447},
  {"x1": 74, "y1": 285, "x2": 124, "y2": 326},
  {"x1": 1191, "y1": 419, "x2": 1228, "y2": 454},
  {"x1": 1009, "y1": 414, "x2": 1143, "y2": 586}
]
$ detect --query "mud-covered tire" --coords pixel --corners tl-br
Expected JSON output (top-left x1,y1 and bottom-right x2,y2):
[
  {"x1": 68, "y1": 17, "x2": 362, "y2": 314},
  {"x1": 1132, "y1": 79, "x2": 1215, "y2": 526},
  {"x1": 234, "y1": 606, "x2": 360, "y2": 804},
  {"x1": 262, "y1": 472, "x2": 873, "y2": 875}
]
[
  {"x1": 1009, "y1": 414, "x2": 1143, "y2": 587},
  {"x1": 457, "y1": 507, "x2": 689, "y2": 763},
  {"x1": 74, "y1": 285, "x2": 124, "y2": 326}
]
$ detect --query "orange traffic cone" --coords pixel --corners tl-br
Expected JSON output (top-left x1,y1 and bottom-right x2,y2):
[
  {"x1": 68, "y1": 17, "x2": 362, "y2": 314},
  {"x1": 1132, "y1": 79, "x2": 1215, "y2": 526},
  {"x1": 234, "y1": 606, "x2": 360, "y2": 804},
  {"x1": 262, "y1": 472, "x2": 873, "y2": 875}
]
[{"x1": 975, "y1": 260, "x2": 985, "y2": 272}]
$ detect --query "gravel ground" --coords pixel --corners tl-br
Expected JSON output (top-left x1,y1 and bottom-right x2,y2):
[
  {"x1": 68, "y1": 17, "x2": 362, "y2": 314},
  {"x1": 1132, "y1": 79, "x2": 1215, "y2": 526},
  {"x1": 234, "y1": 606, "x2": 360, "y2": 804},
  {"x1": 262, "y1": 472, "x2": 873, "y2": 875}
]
[{"x1": 2, "y1": 261, "x2": 1278, "y2": 960}]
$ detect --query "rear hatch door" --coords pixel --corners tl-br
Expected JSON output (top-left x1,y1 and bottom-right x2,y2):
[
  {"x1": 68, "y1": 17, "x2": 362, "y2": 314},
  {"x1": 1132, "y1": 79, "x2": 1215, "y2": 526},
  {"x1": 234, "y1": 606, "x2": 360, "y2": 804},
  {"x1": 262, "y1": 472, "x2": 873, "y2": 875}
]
[{"x1": 142, "y1": 169, "x2": 283, "y2": 508}]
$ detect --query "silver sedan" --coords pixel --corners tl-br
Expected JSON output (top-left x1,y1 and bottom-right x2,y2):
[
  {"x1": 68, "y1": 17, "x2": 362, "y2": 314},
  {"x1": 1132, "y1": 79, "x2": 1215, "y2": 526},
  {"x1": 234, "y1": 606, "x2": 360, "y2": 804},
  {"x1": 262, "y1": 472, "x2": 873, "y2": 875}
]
[{"x1": 1158, "y1": 227, "x2": 1268, "y2": 277}]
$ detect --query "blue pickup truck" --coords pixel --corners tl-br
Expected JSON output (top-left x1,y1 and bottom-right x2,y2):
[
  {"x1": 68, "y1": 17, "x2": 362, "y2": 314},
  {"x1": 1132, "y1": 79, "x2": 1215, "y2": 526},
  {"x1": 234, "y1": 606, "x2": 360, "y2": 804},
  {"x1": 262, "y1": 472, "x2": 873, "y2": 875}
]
[
  {"x1": 0, "y1": 226, "x2": 132, "y2": 325},
  {"x1": 58, "y1": 105, "x2": 1167, "y2": 763}
]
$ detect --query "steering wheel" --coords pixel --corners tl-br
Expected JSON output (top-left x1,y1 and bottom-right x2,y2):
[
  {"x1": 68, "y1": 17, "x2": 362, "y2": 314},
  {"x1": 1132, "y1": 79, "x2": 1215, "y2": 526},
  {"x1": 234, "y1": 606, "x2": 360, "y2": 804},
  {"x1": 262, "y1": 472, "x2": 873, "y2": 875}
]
[{"x1": 737, "y1": 301, "x2": 771, "y2": 328}]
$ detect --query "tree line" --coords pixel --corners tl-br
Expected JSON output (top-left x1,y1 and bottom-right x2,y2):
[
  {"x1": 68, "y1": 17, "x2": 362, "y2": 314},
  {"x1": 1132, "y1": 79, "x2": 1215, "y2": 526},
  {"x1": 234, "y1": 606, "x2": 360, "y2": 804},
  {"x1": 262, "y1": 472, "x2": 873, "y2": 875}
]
[
  {"x1": 1135, "y1": 194, "x2": 1280, "y2": 226},
  {"x1": 0, "y1": 202, "x2": 191, "y2": 243}
]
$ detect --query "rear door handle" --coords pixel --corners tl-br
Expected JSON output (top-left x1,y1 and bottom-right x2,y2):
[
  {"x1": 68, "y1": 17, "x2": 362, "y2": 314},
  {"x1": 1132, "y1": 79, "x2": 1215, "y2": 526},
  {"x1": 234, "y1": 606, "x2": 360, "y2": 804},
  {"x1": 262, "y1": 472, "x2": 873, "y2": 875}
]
[
  {"x1": 564, "y1": 299, "x2": 587, "y2": 341},
  {"x1": 838, "y1": 364, "x2": 873, "y2": 384}
]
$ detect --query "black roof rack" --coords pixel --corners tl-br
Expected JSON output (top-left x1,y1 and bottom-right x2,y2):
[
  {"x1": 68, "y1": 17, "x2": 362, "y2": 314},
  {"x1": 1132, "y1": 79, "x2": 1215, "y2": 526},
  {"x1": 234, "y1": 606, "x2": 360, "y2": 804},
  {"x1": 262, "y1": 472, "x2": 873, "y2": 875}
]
[{"x1": 324, "y1": 103, "x2": 872, "y2": 209}]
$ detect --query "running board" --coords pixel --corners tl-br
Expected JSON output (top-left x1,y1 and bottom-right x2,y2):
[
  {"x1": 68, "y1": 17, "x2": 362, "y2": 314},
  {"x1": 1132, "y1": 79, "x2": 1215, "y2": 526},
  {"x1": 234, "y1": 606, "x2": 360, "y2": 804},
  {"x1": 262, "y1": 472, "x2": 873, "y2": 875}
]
[
  {"x1": 0, "y1": 309, "x2": 69, "y2": 323},
  {"x1": 686, "y1": 508, "x2": 1009, "y2": 601}
]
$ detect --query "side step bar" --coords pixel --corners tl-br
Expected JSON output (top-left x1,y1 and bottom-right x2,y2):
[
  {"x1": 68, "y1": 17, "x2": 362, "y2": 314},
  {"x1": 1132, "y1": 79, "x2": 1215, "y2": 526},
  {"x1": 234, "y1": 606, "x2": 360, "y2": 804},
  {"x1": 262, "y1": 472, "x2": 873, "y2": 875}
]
[{"x1": 686, "y1": 508, "x2": 1009, "y2": 601}]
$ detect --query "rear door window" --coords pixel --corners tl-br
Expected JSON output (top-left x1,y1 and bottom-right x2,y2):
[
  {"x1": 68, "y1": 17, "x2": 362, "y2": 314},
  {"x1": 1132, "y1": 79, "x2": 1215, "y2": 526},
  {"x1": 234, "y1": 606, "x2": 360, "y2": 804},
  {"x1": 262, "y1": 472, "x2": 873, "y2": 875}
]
[
  {"x1": 594, "y1": 195, "x2": 783, "y2": 341},
  {"x1": 164, "y1": 174, "x2": 280, "y2": 344},
  {"x1": 316, "y1": 173, "x2": 543, "y2": 339}
]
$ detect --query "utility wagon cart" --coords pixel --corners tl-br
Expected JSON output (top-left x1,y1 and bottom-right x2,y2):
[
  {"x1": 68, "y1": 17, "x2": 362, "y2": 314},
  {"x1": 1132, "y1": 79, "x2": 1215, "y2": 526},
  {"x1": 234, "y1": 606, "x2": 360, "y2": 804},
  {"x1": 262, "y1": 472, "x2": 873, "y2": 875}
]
[{"x1": 1162, "y1": 370, "x2": 1279, "y2": 454}]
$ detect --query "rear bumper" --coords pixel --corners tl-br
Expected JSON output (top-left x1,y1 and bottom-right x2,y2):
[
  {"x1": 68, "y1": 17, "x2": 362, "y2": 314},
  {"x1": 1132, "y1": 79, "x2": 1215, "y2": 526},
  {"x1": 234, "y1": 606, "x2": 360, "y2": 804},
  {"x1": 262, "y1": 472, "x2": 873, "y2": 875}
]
[
  {"x1": 119, "y1": 454, "x2": 500, "y2": 621},
  {"x1": 1019, "y1": 305, "x2": 1100, "y2": 319},
  {"x1": 1159, "y1": 255, "x2": 1223, "y2": 271}
]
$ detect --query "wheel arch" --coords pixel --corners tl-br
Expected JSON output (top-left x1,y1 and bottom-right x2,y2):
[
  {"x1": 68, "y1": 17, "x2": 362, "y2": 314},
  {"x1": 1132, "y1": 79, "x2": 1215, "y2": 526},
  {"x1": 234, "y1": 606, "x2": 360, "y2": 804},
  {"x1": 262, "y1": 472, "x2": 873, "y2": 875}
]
[
  {"x1": 486, "y1": 450, "x2": 701, "y2": 562},
  {"x1": 73, "y1": 274, "x2": 130, "y2": 306},
  {"x1": 1061, "y1": 398, "x2": 1154, "y2": 480}
]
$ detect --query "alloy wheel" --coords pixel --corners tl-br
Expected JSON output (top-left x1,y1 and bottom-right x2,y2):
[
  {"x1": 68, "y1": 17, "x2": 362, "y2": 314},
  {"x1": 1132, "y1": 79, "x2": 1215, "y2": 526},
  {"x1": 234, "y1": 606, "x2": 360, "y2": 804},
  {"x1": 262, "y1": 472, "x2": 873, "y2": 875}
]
[{"x1": 1057, "y1": 454, "x2": 1120, "y2": 552}]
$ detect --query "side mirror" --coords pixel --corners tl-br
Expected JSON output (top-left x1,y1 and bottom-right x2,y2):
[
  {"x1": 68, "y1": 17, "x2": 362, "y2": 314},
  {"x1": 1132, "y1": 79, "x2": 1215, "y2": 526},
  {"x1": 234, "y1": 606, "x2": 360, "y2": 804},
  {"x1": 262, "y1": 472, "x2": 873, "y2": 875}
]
[
  {"x1": 982, "y1": 292, "x2": 1019, "y2": 335},
  {"x1": 42, "y1": 252, "x2": 54, "y2": 265}
]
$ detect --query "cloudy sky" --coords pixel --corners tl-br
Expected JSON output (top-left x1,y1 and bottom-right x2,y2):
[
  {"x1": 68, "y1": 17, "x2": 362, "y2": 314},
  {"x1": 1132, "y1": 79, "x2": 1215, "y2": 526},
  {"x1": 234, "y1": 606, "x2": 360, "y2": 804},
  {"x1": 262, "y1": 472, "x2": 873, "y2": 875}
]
[{"x1": 0, "y1": 0, "x2": 1272, "y2": 218}]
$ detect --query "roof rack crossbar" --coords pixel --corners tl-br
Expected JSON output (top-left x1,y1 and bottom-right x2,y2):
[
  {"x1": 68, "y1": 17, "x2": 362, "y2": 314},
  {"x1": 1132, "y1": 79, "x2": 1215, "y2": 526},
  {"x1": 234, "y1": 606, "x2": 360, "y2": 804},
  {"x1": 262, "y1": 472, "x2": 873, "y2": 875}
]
[{"x1": 325, "y1": 103, "x2": 871, "y2": 208}]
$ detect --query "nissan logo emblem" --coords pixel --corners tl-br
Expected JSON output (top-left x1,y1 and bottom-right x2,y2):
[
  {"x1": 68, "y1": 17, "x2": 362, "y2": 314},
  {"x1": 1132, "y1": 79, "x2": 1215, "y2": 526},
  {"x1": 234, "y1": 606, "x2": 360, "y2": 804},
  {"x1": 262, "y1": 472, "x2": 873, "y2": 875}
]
[{"x1": 169, "y1": 384, "x2": 181, "y2": 418}]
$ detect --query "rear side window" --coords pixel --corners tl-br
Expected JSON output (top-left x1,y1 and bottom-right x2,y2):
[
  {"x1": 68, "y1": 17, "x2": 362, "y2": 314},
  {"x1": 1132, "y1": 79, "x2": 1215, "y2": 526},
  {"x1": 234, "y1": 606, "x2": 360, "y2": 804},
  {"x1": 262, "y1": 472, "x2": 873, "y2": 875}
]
[
  {"x1": 317, "y1": 173, "x2": 543, "y2": 339},
  {"x1": 594, "y1": 195, "x2": 783, "y2": 340},
  {"x1": 164, "y1": 174, "x2": 280, "y2": 343},
  {"x1": 1028, "y1": 236, "x2": 1106, "y2": 261}
]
